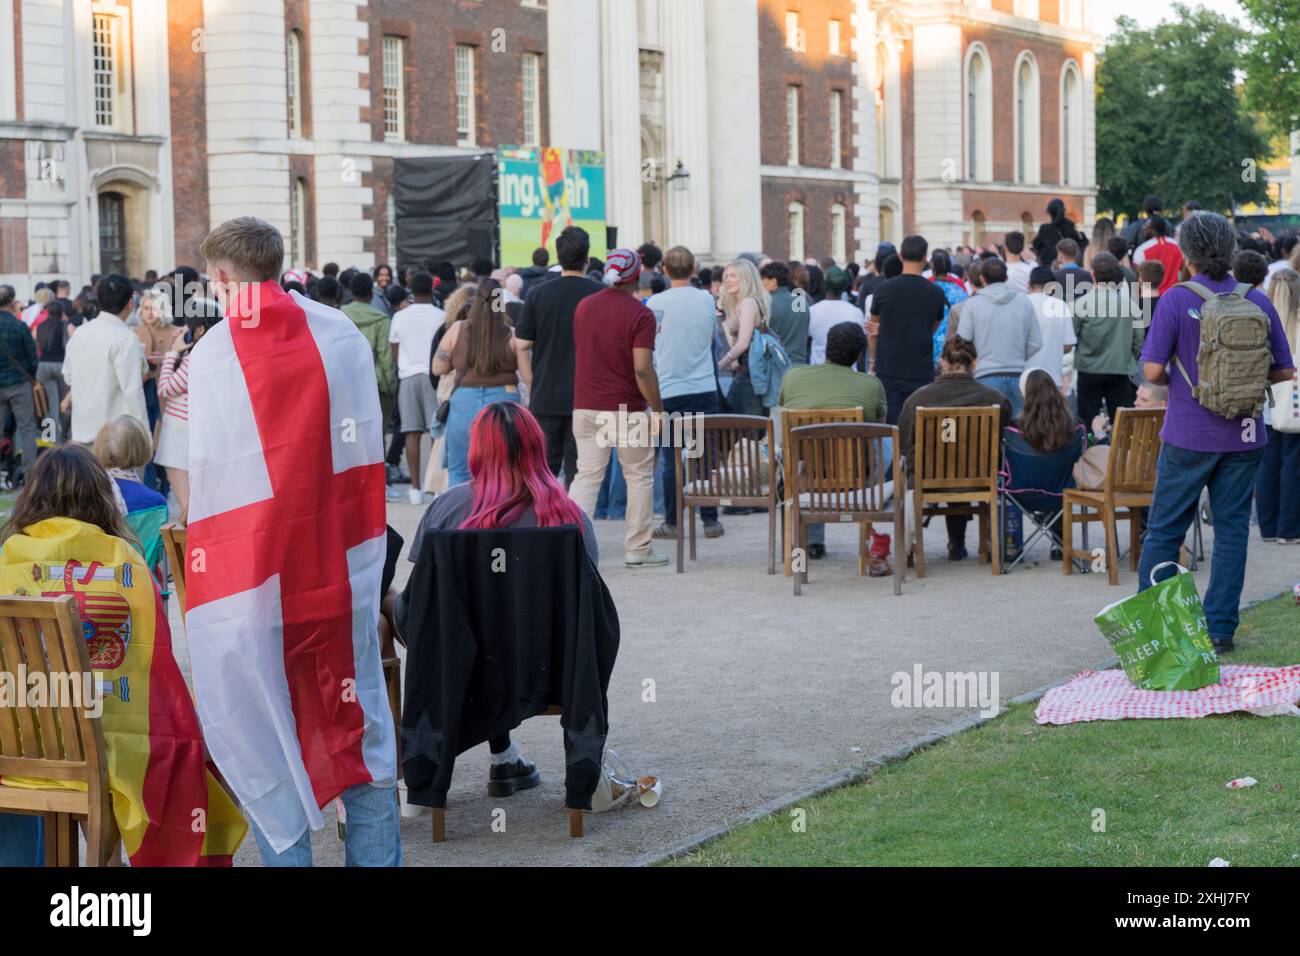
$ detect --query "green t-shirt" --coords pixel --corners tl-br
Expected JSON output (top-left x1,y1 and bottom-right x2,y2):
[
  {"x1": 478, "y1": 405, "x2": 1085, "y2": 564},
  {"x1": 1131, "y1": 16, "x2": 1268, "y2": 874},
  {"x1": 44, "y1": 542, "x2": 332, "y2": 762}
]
[{"x1": 778, "y1": 363, "x2": 887, "y2": 421}]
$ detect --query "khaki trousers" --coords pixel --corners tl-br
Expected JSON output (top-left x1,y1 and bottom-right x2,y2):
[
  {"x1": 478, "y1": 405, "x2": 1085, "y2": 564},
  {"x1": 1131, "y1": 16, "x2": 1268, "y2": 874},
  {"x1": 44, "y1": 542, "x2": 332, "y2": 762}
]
[{"x1": 569, "y1": 408, "x2": 657, "y2": 556}]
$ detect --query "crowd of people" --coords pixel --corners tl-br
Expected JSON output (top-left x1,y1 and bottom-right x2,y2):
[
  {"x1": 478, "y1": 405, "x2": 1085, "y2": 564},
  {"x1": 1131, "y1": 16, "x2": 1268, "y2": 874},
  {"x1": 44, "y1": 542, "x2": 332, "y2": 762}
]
[{"x1": 0, "y1": 190, "x2": 1298, "y2": 866}]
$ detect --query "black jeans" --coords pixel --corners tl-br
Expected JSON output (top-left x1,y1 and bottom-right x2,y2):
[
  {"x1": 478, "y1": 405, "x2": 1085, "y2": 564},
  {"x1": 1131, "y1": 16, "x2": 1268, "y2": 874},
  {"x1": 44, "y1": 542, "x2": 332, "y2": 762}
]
[
  {"x1": 1076, "y1": 372, "x2": 1136, "y2": 428},
  {"x1": 660, "y1": 390, "x2": 720, "y2": 526},
  {"x1": 535, "y1": 413, "x2": 578, "y2": 489},
  {"x1": 879, "y1": 375, "x2": 930, "y2": 426}
]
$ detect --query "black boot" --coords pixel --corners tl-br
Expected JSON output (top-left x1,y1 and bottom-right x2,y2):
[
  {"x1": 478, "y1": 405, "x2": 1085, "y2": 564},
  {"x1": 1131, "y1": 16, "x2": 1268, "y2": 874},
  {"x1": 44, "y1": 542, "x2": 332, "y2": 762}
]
[{"x1": 487, "y1": 756, "x2": 541, "y2": 797}]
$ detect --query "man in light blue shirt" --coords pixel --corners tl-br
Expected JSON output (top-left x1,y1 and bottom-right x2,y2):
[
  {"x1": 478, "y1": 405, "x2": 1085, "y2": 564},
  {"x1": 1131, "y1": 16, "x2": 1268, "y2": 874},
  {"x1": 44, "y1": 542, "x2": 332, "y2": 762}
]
[{"x1": 648, "y1": 246, "x2": 724, "y2": 540}]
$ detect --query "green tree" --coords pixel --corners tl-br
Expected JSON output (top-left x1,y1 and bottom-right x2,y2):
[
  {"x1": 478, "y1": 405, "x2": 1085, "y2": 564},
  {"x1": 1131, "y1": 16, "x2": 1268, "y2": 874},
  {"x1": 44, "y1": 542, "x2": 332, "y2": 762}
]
[
  {"x1": 1240, "y1": 0, "x2": 1300, "y2": 141},
  {"x1": 1097, "y1": 6, "x2": 1270, "y2": 218}
]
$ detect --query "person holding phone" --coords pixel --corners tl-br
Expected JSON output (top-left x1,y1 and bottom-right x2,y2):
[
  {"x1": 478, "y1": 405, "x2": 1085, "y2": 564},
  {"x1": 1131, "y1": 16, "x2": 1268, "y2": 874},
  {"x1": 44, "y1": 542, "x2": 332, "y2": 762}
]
[{"x1": 154, "y1": 298, "x2": 224, "y2": 522}]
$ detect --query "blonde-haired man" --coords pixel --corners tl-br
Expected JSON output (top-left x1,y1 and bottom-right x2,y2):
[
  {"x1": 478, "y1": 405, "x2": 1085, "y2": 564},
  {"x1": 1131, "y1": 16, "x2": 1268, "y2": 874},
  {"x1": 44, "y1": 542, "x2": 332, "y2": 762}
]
[{"x1": 187, "y1": 217, "x2": 399, "y2": 866}]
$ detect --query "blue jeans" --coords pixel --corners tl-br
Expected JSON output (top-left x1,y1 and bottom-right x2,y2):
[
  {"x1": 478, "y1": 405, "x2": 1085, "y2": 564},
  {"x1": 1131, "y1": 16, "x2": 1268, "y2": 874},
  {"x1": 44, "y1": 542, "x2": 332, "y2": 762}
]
[
  {"x1": 660, "y1": 391, "x2": 720, "y2": 526},
  {"x1": 726, "y1": 369, "x2": 765, "y2": 416},
  {"x1": 1138, "y1": 442, "x2": 1264, "y2": 644},
  {"x1": 977, "y1": 373, "x2": 1024, "y2": 419},
  {"x1": 446, "y1": 386, "x2": 515, "y2": 486},
  {"x1": 0, "y1": 813, "x2": 43, "y2": 866},
  {"x1": 595, "y1": 453, "x2": 627, "y2": 520},
  {"x1": 1255, "y1": 426, "x2": 1300, "y2": 539},
  {"x1": 252, "y1": 782, "x2": 401, "y2": 867}
]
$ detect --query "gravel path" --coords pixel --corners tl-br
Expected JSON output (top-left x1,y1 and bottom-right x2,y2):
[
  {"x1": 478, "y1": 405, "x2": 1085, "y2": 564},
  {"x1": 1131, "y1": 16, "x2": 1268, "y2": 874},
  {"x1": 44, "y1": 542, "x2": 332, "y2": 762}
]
[{"x1": 163, "y1": 499, "x2": 1294, "y2": 867}]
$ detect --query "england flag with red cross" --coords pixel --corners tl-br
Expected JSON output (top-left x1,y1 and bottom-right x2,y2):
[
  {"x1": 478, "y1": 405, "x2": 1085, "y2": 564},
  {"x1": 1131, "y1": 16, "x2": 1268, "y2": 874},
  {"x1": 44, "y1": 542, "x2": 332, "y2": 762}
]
[{"x1": 184, "y1": 280, "x2": 396, "y2": 853}]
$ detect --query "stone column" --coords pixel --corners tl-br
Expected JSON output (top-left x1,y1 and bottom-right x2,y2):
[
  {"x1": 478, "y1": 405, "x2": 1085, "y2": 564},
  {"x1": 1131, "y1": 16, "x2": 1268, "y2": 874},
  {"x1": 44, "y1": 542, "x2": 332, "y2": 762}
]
[
  {"x1": 704, "y1": 0, "x2": 761, "y2": 262},
  {"x1": 660, "y1": 0, "x2": 712, "y2": 258},
  {"x1": 600, "y1": 0, "x2": 643, "y2": 248}
]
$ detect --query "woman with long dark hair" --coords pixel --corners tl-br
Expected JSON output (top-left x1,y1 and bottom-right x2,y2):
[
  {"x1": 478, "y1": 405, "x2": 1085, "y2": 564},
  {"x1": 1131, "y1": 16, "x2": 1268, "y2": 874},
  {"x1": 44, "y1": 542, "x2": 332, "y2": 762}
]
[
  {"x1": 397, "y1": 402, "x2": 597, "y2": 814},
  {"x1": 431, "y1": 278, "x2": 519, "y2": 485},
  {"x1": 1031, "y1": 197, "x2": 1088, "y2": 267}
]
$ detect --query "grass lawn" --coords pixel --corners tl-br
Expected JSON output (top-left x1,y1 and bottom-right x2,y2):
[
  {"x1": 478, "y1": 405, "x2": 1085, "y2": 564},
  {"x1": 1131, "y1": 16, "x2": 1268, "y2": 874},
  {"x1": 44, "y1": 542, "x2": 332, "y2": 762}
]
[{"x1": 670, "y1": 595, "x2": 1300, "y2": 867}]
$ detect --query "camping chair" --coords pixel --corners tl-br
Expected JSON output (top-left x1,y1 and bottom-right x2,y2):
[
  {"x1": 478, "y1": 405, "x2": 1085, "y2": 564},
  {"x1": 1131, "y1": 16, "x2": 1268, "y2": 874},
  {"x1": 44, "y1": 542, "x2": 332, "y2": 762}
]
[
  {"x1": 908, "y1": 406, "x2": 1003, "y2": 577},
  {"x1": 778, "y1": 407, "x2": 866, "y2": 575},
  {"x1": 999, "y1": 425, "x2": 1087, "y2": 572},
  {"x1": 1062, "y1": 407, "x2": 1163, "y2": 585},
  {"x1": 788, "y1": 422, "x2": 904, "y2": 596},
  {"x1": 0, "y1": 595, "x2": 119, "y2": 866},
  {"x1": 674, "y1": 414, "x2": 777, "y2": 574},
  {"x1": 165, "y1": 523, "x2": 405, "y2": 776}
]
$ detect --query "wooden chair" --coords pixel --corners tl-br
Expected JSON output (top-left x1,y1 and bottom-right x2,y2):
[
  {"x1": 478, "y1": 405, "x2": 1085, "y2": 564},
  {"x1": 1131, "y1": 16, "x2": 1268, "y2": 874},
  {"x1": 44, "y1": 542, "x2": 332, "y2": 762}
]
[
  {"x1": 161, "y1": 523, "x2": 188, "y2": 613},
  {"x1": 0, "y1": 595, "x2": 119, "y2": 866},
  {"x1": 673, "y1": 414, "x2": 777, "y2": 574},
  {"x1": 909, "y1": 406, "x2": 1003, "y2": 577},
  {"x1": 788, "y1": 423, "x2": 904, "y2": 596},
  {"x1": 1062, "y1": 407, "x2": 1164, "y2": 585},
  {"x1": 778, "y1": 407, "x2": 866, "y2": 575},
  {"x1": 166, "y1": 522, "x2": 406, "y2": 778}
]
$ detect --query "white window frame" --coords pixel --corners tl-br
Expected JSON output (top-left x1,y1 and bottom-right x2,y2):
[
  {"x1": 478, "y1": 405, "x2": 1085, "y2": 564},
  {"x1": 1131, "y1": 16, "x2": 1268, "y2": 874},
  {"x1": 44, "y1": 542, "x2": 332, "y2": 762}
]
[
  {"x1": 1013, "y1": 52, "x2": 1041, "y2": 185},
  {"x1": 382, "y1": 35, "x2": 406, "y2": 142},
  {"x1": 92, "y1": 10, "x2": 132, "y2": 133},
  {"x1": 290, "y1": 178, "x2": 308, "y2": 269},
  {"x1": 828, "y1": 19, "x2": 842, "y2": 57},
  {"x1": 456, "y1": 44, "x2": 478, "y2": 146},
  {"x1": 788, "y1": 202, "x2": 805, "y2": 262},
  {"x1": 287, "y1": 30, "x2": 304, "y2": 138},
  {"x1": 785, "y1": 11, "x2": 805, "y2": 53},
  {"x1": 521, "y1": 52, "x2": 542, "y2": 148},
  {"x1": 829, "y1": 89, "x2": 843, "y2": 170},
  {"x1": 830, "y1": 203, "x2": 847, "y2": 266},
  {"x1": 786, "y1": 84, "x2": 800, "y2": 166},
  {"x1": 964, "y1": 44, "x2": 993, "y2": 182},
  {"x1": 1060, "y1": 61, "x2": 1085, "y2": 187}
]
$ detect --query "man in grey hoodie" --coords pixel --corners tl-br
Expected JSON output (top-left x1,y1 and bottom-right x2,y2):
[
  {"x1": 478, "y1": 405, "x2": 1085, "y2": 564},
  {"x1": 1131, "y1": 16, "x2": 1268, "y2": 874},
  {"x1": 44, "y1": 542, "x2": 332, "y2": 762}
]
[{"x1": 955, "y1": 257, "x2": 1041, "y2": 417}]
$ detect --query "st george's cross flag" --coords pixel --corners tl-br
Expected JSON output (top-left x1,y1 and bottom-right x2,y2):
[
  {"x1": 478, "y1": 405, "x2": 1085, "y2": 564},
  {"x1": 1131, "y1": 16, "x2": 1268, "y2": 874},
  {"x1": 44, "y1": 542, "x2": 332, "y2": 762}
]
[{"x1": 184, "y1": 281, "x2": 396, "y2": 853}]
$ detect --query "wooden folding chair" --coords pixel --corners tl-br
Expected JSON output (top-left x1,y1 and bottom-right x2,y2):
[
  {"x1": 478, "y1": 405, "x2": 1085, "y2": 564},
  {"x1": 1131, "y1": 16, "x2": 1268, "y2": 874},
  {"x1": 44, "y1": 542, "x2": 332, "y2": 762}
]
[
  {"x1": 0, "y1": 595, "x2": 119, "y2": 866},
  {"x1": 909, "y1": 406, "x2": 1003, "y2": 577},
  {"x1": 788, "y1": 423, "x2": 904, "y2": 596},
  {"x1": 161, "y1": 523, "x2": 188, "y2": 613},
  {"x1": 1062, "y1": 407, "x2": 1164, "y2": 585},
  {"x1": 778, "y1": 407, "x2": 865, "y2": 575},
  {"x1": 673, "y1": 414, "x2": 777, "y2": 574}
]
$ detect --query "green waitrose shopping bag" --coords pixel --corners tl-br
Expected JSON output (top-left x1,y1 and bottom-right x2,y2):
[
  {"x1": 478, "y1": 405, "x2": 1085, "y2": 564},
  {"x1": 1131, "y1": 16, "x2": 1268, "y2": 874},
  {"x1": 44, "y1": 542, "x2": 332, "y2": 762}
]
[{"x1": 1094, "y1": 562, "x2": 1220, "y2": 691}]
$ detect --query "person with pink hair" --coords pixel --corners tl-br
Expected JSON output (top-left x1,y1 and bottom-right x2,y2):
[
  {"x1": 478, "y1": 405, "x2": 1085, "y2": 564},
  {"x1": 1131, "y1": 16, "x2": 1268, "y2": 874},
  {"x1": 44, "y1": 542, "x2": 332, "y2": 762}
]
[{"x1": 397, "y1": 401, "x2": 597, "y2": 807}]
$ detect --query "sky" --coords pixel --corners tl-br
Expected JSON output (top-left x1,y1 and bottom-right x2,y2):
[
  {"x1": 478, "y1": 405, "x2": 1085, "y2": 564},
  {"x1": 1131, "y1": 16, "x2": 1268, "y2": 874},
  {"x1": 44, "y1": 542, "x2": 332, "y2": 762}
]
[{"x1": 1091, "y1": 0, "x2": 1246, "y2": 40}]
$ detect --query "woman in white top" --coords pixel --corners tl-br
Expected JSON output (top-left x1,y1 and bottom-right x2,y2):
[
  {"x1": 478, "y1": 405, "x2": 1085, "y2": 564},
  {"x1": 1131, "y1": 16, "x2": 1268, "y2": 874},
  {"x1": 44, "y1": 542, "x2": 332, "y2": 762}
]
[
  {"x1": 154, "y1": 298, "x2": 223, "y2": 522},
  {"x1": 716, "y1": 258, "x2": 771, "y2": 416}
]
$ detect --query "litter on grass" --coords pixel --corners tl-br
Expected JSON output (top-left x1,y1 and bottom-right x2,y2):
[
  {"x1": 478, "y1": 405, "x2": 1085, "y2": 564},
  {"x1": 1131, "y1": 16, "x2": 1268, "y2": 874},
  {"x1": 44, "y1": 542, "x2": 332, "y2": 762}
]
[{"x1": 1226, "y1": 777, "x2": 1258, "y2": 789}]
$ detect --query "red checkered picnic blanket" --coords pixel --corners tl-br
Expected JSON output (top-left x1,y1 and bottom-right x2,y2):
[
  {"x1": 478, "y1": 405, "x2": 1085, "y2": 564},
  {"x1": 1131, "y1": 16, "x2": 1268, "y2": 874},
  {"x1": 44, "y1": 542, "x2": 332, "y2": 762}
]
[{"x1": 1035, "y1": 665, "x2": 1300, "y2": 725}]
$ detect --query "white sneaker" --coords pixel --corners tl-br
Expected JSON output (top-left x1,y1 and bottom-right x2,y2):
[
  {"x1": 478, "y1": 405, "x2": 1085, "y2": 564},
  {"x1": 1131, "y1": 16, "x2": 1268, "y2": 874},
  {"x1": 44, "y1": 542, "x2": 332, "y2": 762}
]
[
  {"x1": 624, "y1": 550, "x2": 669, "y2": 568},
  {"x1": 408, "y1": 488, "x2": 425, "y2": 506},
  {"x1": 385, "y1": 487, "x2": 401, "y2": 503}
]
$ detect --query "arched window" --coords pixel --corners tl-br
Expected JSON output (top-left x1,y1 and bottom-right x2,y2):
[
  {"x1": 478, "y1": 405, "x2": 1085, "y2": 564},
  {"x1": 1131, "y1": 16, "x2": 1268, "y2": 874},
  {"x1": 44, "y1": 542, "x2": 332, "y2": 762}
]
[
  {"x1": 788, "y1": 202, "x2": 805, "y2": 262},
  {"x1": 965, "y1": 45, "x2": 992, "y2": 182},
  {"x1": 286, "y1": 30, "x2": 304, "y2": 137},
  {"x1": 290, "y1": 178, "x2": 308, "y2": 268},
  {"x1": 1014, "y1": 53, "x2": 1040, "y2": 185},
  {"x1": 1060, "y1": 61, "x2": 1084, "y2": 187},
  {"x1": 879, "y1": 202, "x2": 897, "y2": 246},
  {"x1": 970, "y1": 210, "x2": 986, "y2": 249},
  {"x1": 830, "y1": 203, "x2": 847, "y2": 265}
]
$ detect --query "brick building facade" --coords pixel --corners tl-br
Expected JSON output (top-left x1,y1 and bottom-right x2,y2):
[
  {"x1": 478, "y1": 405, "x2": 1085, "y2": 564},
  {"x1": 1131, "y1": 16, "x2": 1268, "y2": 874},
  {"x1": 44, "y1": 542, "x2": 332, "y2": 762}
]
[{"x1": 0, "y1": 0, "x2": 1096, "y2": 295}]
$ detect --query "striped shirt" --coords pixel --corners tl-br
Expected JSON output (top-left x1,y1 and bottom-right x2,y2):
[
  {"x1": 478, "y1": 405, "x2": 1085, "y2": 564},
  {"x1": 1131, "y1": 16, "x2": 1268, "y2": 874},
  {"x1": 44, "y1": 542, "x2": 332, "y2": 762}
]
[{"x1": 158, "y1": 351, "x2": 190, "y2": 423}]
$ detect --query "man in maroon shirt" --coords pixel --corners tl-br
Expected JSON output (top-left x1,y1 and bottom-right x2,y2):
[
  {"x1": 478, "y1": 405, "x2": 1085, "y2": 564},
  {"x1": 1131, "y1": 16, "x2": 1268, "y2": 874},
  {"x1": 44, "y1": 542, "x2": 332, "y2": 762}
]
[{"x1": 569, "y1": 249, "x2": 667, "y2": 567}]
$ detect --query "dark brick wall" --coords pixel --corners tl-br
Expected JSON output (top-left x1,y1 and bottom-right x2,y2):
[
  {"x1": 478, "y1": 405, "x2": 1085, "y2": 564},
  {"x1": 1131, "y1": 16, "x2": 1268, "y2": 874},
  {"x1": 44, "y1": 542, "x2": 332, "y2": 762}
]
[
  {"x1": 168, "y1": 0, "x2": 209, "y2": 268},
  {"x1": 761, "y1": 178, "x2": 856, "y2": 262},
  {"x1": 285, "y1": 0, "x2": 313, "y2": 139},
  {"x1": 367, "y1": 0, "x2": 547, "y2": 147}
]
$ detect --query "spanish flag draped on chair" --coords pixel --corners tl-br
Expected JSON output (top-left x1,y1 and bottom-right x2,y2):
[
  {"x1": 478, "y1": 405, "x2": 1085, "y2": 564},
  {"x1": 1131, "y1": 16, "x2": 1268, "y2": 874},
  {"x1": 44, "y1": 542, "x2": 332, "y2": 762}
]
[{"x1": 0, "y1": 517, "x2": 247, "y2": 865}]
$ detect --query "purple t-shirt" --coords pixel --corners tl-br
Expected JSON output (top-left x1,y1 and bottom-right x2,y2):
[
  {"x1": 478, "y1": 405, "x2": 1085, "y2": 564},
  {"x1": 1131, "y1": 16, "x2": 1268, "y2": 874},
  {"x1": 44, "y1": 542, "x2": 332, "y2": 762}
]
[{"x1": 1140, "y1": 274, "x2": 1296, "y2": 452}]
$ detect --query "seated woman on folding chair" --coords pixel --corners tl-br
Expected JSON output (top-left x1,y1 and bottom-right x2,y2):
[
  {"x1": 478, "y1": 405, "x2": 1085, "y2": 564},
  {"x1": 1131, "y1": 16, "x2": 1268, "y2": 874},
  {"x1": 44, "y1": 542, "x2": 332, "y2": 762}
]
[
  {"x1": 1003, "y1": 370, "x2": 1086, "y2": 563},
  {"x1": 0, "y1": 445, "x2": 246, "y2": 866},
  {"x1": 396, "y1": 402, "x2": 598, "y2": 810}
]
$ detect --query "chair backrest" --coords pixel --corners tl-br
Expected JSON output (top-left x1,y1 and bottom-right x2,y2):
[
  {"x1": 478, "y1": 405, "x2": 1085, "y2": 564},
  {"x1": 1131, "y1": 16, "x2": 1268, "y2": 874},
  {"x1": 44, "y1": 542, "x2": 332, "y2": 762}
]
[
  {"x1": 912, "y1": 406, "x2": 1001, "y2": 494},
  {"x1": 778, "y1": 407, "x2": 864, "y2": 491},
  {"x1": 790, "y1": 422, "x2": 898, "y2": 514},
  {"x1": 1106, "y1": 407, "x2": 1164, "y2": 494},
  {"x1": 680, "y1": 414, "x2": 775, "y2": 500},
  {"x1": 1001, "y1": 424, "x2": 1086, "y2": 497},
  {"x1": 0, "y1": 595, "x2": 107, "y2": 802},
  {"x1": 162, "y1": 524, "x2": 187, "y2": 612}
]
